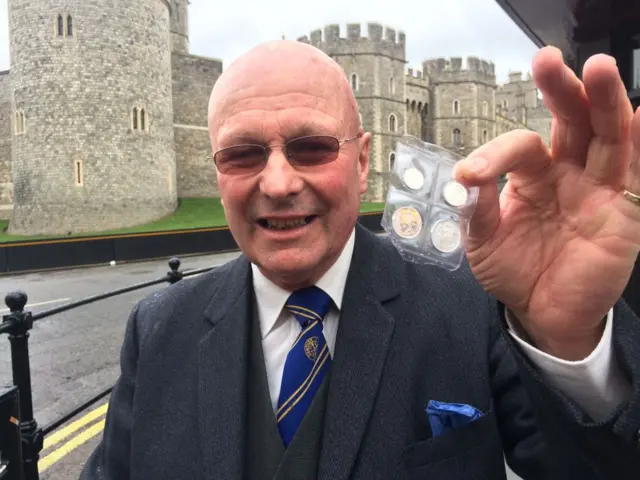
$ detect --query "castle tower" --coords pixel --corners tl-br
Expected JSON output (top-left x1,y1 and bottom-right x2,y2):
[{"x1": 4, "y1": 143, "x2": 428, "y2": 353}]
[
  {"x1": 8, "y1": 0, "x2": 177, "y2": 235},
  {"x1": 424, "y1": 57, "x2": 497, "y2": 156},
  {"x1": 170, "y1": 0, "x2": 190, "y2": 53},
  {"x1": 298, "y1": 23, "x2": 406, "y2": 202}
]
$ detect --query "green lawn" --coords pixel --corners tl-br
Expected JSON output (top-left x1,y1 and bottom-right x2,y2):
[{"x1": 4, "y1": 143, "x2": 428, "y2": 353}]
[{"x1": 0, "y1": 198, "x2": 385, "y2": 244}]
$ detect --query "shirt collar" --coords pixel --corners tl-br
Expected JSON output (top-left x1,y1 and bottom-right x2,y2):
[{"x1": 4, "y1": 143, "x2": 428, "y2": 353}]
[{"x1": 251, "y1": 227, "x2": 356, "y2": 339}]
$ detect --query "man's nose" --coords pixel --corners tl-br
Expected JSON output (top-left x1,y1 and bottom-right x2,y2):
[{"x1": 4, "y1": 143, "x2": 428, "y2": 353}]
[{"x1": 259, "y1": 149, "x2": 304, "y2": 198}]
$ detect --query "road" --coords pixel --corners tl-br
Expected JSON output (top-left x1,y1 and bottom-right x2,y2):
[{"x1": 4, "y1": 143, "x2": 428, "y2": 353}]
[{"x1": 0, "y1": 251, "x2": 521, "y2": 480}]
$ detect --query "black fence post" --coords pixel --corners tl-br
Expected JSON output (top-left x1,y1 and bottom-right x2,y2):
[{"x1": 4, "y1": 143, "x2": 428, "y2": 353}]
[
  {"x1": 167, "y1": 257, "x2": 183, "y2": 284},
  {"x1": 3, "y1": 292, "x2": 42, "y2": 480}
]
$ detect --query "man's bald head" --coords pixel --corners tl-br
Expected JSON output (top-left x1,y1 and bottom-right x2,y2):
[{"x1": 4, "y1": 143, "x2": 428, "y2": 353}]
[
  {"x1": 208, "y1": 40, "x2": 360, "y2": 145},
  {"x1": 207, "y1": 39, "x2": 371, "y2": 291}
]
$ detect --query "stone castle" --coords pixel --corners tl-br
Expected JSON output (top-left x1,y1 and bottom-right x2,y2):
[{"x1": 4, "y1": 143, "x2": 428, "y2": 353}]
[{"x1": 0, "y1": 2, "x2": 552, "y2": 235}]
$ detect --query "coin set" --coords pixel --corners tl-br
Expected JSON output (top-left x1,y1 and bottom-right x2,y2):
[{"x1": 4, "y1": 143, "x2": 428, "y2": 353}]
[{"x1": 381, "y1": 136, "x2": 479, "y2": 271}]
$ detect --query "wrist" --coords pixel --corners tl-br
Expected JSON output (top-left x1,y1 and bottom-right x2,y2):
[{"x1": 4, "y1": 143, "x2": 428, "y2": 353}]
[{"x1": 509, "y1": 310, "x2": 607, "y2": 361}]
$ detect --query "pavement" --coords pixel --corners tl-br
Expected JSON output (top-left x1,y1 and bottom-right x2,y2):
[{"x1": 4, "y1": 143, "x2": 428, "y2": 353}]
[{"x1": 0, "y1": 251, "x2": 522, "y2": 480}]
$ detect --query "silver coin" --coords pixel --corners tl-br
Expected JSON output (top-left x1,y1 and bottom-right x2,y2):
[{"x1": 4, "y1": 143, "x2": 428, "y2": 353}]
[
  {"x1": 430, "y1": 219, "x2": 461, "y2": 253},
  {"x1": 402, "y1": 167, "x2": 424, "y2": 190},
  {"x1": 442, "y1": 181, "x2": 468, "y2": 207},
  {"x1": 391, "y1": 206, "x2": 422, "y2": 239}
]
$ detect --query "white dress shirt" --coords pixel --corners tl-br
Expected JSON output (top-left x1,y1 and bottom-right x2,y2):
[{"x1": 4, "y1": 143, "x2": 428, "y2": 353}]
[{"x1": 251, "y1": 228, "x2": 631, "y2": 420}]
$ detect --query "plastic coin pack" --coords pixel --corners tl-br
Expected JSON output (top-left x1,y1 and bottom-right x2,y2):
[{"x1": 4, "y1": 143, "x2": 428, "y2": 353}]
[{"x1": 381, "y1": 136, "x2": 479, "y2": 271}]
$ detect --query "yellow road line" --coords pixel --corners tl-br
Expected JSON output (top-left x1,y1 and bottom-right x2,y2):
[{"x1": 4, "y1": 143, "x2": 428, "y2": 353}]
[
  {"x1": 39, "y1": 419, "x2": 106, "y2": 473},
  {"x1": 43, "y1": 402, "x2": 109, "y2": 451}
]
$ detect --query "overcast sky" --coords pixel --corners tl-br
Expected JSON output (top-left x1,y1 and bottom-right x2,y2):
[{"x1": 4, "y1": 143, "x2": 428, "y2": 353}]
[{"x1": 0, "y1": 0, "x2": 540, "y2": 84}]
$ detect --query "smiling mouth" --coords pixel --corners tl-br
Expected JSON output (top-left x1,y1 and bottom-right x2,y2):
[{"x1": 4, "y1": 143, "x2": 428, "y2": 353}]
[{"x1": 257, "y1": 216, "x2": 317, "y2": 230}]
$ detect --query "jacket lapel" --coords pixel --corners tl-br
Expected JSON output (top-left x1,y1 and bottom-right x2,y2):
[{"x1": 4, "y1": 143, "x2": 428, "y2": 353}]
[
  {"x1": 198, "y1": 256, "x2": 252, "y2": 480},
  {"x1": 319, "y1": 225, "x2": 402, "y2": 480}
]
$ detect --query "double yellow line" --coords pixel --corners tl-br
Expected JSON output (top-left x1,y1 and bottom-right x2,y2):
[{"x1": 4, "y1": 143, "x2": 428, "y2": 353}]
[{"x1": 38, "y1": 402, "x2": 108, "y2": 473}]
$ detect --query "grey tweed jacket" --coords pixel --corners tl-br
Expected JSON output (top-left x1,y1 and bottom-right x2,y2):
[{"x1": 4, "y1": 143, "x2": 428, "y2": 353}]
[{"x1": 81, "y1": 223, "x2": 640, "y2": 479}]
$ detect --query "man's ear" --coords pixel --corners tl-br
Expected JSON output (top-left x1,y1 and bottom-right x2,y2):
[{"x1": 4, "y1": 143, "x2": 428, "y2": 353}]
[{"x1": 358, "y1": 132, "x2": 371, "y2": 195}]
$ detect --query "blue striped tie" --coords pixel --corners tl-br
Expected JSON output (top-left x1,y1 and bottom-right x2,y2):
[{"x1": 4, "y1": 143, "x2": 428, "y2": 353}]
[{"x1": 276, "y1": 286, "x2": 332, "y2": 447}]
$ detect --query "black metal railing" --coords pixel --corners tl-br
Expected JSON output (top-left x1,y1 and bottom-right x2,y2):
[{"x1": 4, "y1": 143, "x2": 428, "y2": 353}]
[{"x1": 0, "y1": 257, "x2": 214, "y2": 480}]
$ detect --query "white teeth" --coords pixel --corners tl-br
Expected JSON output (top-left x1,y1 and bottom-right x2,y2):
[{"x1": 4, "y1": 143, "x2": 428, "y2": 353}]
[{"x1": 266, "y1": 218, "x2": 308, "y2": 229}]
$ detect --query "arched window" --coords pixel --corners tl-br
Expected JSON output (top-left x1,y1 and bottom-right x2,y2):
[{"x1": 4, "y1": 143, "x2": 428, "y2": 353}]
[
  {"x1": 57, "y1": 15, "x2": 64, "y2": 36},
  {"x1": 140, "y1": 108, "x2": 146, "y2": 131},
  {"x1": 15, "y1": 110, "x2": 25, "y2": 135},
  {"x1": 482, "y1": 101, "x2": 488, "y2": 116},
  {"x1": 74, "y1": 159, "x2": 83, "y2": 186},
  {"x1": 503, "y1": 99, "x2": 508, "y2": 108},
  {"x1": 350, "y1": 73, "x2": 359, "y2": 91},
  {"x1": 132, "y1": 107, "x2": 138, "y2": 130},
  {"x1": 67, "y1": 15, "x2": 73, "y2": 36},
  {"x1": 411, "y1": 100, "x2": 416, "y2": 112},
  {"x1": 483, "y1": 129, "x2": 488, "y2": 143},
  {"x1": 389, "y1": 76, "x2": 395, "y2": 94},
  {"x1": 389, "y1": 114, "x2": 397, "y2": 133},
  {"x1": 453, "y1": 128, "x2": 461, "y2": 146},
  {"x1": 453, "y1": 100, "x2": 460, "y2": 114},
  {"x1": 389, "y1": 152, "x2": 396, "y2": 169}
]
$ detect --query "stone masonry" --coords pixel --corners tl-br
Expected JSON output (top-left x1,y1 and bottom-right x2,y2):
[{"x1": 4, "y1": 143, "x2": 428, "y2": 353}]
[
  {"x1": 171, "y1": 52, "x2": 223, "y2": 198},
  {"x1": 0, "y1": 11, "x2": 551, "y2": 234},
  {"x1": 0, "y1": 71, "x2": 11, "y2": 220}
]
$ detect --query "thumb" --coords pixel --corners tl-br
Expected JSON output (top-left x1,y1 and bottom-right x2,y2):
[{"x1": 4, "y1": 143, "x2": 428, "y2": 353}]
[
  {"x1": 452, "y1": 130, "x2": 550, "y2": 246},
  {"x1": 453, "y1": 160, "x2": 501, "y2": 247}
]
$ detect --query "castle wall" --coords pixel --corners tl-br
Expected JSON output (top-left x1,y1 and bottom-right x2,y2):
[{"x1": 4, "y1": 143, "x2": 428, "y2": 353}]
[
  {"x1": 405, "y1": 69, "x2": 431, "y2": 142},
  {"x1": 170, "y1": 0, "x2": 189, "y2": 53},
  {"x1": 428, "y1": 57, "x2": 497, "y2": 157},
  {"x1": 0, "y1": 72, "x2": 12, "y2": 220},
  {"x1": 496, "y1": 71, "x2": 538, "y2": 114},
  {"x1": 8, "y1": 0, "x2": 177, "y2": 235},
  {"x1": 171, "y1": 52, "x2": 222, "y2": 197},
  {"x1": 526, "y1": 105, "x2": 552, "y2": 146}
]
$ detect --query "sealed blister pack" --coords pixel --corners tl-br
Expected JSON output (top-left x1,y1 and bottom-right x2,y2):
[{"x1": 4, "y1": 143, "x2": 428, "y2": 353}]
[{"x1": 381, "y1": 136, "x2": 479, "y2": 271}]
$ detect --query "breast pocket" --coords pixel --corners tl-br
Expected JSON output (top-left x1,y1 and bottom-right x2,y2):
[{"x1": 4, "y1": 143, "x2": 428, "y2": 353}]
[{"x1": 401, "y1": 406, "x2": 501, "y2": 471}]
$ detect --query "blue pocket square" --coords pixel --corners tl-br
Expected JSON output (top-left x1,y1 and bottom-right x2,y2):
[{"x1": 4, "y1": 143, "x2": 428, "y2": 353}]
[{"x1": 426, "y1": 400, "x2": 485, "y2": 437}]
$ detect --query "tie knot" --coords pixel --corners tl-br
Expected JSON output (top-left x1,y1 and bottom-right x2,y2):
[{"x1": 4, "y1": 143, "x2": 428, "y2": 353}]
[{"x1": 285, "y1": 286, "x2": 332, "y2": 327}]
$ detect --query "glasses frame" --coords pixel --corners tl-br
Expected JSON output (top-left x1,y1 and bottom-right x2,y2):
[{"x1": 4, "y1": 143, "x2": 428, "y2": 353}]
[{"x1": 212, "y1": 132, "x2": 363, "y2": 174}]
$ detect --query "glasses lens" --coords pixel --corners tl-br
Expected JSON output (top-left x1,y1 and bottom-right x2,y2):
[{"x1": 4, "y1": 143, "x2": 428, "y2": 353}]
[
  {"x1": 215, "y1": 145, "x2": 265, "y2": 174},
  {"x1": 287, "y1": 136, "x2": 340, "y2": 166}
]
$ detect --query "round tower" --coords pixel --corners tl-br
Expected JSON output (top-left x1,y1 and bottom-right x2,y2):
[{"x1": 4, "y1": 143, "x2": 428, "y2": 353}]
[
  {"x1": 298, "y1": 23, "x2": 406, "y2": 202},
  {"x1": 170, "y1": 0, "x2": 190, "y2": 53},
  {"x1": 8, "y1": 0, "x2": 177, "y2": 235}
]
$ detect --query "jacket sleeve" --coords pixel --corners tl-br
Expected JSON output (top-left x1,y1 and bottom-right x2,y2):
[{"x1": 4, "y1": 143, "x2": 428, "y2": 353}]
[
  {"x1": 490, "y1": 297, "x2": 640, "y2": 479},
  {"x1": 79, "y1": 302, "x2": 141, "y2": 480}
]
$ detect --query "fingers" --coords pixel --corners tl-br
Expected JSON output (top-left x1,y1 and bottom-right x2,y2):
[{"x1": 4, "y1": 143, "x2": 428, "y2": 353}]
[
  {"x1": 581, "y1": 55, "x2": 635, "y2": 186},
  {"x1": 532, "y1": 46, "x2": 592, "y2": 164},
  {"x1": 621, "y1": 108, "x2": 640, "y2": 220},
  {"x1": 454, "y1": 130, "x2": 551, "y2": 183},
  {"x1": 453, "y1": 130, "x2": 551, "y2": 243}
]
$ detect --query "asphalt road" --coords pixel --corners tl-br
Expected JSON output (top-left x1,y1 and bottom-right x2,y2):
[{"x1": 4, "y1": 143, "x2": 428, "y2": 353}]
[{"x1": 0, "y1": 251, "x2": 521, "y2": 480}]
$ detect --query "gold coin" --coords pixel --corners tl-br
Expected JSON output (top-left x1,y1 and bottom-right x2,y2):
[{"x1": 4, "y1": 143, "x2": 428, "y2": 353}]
[{"x1": 391, "y1": 206, "x2": 422, "y2": 239}]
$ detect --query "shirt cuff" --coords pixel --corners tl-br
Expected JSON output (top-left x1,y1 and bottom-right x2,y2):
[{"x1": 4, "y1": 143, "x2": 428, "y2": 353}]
[{"x1": 506, "y1": 309, "x2": 632, "y2": 421}]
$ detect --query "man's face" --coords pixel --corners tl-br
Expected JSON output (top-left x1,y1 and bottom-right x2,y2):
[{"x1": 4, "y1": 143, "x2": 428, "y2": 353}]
[{"x1": 209, "y1": 43, "x2": 370, "y2": 289}]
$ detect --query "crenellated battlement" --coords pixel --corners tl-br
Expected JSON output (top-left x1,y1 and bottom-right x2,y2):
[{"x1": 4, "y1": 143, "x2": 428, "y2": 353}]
[
  {"x1": 297, "y1": 22, "x2": 406, "y2": 59},
  {"x1": 405, "y1": 67, "x2": 430, "y2": 87},
  {"x1": 422, "y1": 56, "x2": 496, "y2": 84}
]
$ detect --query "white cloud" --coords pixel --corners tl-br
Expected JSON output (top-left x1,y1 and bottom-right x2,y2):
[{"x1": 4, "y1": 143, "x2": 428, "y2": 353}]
[{"x1": 0, "y1": 0, "x2": 540, "y2": 83}]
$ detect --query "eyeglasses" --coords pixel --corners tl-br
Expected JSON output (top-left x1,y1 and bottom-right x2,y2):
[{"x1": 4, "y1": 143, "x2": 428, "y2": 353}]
[{"x1": 212, "y1": 133, "x2": 362, "y2": 175}]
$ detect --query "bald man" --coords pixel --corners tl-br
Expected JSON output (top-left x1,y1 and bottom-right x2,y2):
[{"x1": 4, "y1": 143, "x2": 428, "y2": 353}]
[{"x1": 81, "y1": 41, "x2": 640, "y2": 479}]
